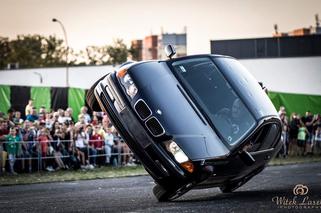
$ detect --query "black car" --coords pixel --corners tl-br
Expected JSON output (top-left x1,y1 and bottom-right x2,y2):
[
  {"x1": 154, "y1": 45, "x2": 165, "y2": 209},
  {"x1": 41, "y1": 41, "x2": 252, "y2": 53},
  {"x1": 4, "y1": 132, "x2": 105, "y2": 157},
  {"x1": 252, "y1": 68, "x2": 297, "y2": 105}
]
[{"x1": 86, "y1": 46, "x2": 282, "y2": 201}]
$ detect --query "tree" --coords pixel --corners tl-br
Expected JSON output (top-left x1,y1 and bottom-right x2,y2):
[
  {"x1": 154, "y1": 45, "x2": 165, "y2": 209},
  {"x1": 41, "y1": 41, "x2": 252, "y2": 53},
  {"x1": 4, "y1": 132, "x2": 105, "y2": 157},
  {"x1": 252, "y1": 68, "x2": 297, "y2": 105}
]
[
  {"x1": 129, "y1": 40, "x2": 142, "y2": 61},
  {"x1": 0, "y1": 34, "x2": 70, "y2": 69},
  {"x1": 85, "y1": 45, "x2": 109, "y2": 65},
  {"x1": 42, "y1": 35, "x2": 67, "y2": 67},
  {"x1": 0, "y1": 34, "x2": 130, "y2": 69},
  {"x1": 129, "y1": 45, "x2": 140, "y2": 61},
  {"x1": 7, "y1": 35, "x2": 44, "y2": 68},
  {"x1": 106, "y1": 39, "x2": 128, "y2": 66},
  {"x1": 0, "y1": 37, "x2": 10, "y2": 69}
]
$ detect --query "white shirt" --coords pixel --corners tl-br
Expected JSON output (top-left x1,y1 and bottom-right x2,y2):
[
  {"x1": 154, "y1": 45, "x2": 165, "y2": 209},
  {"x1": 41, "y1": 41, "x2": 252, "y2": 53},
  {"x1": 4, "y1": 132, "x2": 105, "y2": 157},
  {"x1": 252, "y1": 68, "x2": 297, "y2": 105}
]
[{"x1": 75, "y1": 132, "x2": 89, "y2": 148}]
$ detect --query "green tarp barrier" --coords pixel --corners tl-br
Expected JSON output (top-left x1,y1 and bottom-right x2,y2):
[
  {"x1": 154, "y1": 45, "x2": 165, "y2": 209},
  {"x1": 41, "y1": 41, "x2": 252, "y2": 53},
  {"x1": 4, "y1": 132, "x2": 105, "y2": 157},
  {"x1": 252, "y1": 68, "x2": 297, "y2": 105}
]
[
  {"x1": 30, "y1": 87, "x2": 51, "y2": 112},
  {"x1": 68, "y1": 88, "x2": 85, "y2": 121},
  {"x1": 269, "y1": 91, "x2": 321, "y2": 116},
  {"x1": 1, "y1": 84, "x2": 321, "y2": 121},
  {"x1": 0, "y1": 85, "x2": 11, "y2": 114}
]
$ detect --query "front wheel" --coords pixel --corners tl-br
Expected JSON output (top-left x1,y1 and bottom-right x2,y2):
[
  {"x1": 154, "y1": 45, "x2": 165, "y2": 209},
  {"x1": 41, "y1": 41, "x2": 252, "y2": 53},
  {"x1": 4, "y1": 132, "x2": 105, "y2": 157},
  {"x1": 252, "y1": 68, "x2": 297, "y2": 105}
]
[
  {"x1": 219, "y1": 181, "x2": 242, "y2": 193},
  {"x1": 153, "y1": 183, "x2": 192, "y2": 202},
  {"x1": 153, "y1": 184, "x2": 174, "y2": 202}
]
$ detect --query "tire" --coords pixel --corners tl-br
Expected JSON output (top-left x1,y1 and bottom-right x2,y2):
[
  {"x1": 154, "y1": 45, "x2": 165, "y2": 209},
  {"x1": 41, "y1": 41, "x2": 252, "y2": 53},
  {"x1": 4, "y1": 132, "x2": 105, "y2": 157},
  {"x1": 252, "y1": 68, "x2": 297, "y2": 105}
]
[
  {"x1": 153, "y1": 184, "x2": 177, "y2": 202},
  {"x1": 219, "y1": 181, "x2": 241, "y2": 193},
  {"x1": 86, "y1": 75, "x2": 107, "y2": 111}
]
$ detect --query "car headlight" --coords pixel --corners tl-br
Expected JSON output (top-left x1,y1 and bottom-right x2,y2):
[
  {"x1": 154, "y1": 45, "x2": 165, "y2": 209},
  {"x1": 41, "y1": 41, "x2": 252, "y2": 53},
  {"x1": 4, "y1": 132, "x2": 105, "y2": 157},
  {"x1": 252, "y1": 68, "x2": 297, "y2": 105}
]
[
  {"x1": 118, "y1": 71, "x2": 138, "y2": 99},
  {"x1": 164, "y1": 140, "x2": 194, "y2": 173}
]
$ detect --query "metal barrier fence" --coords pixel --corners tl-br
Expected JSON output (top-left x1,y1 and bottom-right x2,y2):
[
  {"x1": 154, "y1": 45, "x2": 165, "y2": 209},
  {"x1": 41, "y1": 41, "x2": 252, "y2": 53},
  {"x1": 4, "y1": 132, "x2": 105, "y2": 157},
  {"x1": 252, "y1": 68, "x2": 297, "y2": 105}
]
[{"x1": 0, "y1": 139, "x2": 135, "y2": 173}]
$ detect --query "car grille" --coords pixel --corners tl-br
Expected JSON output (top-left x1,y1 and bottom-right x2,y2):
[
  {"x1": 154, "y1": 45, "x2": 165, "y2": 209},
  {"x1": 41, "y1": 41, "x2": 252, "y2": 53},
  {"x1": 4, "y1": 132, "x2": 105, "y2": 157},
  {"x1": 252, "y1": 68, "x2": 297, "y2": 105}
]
[
  {"x1": 134, "y1": 99, "x2": 152, "y2": 120},
  {"x1": 145, "y1": 117, "x2": 165, "y2": 137}
]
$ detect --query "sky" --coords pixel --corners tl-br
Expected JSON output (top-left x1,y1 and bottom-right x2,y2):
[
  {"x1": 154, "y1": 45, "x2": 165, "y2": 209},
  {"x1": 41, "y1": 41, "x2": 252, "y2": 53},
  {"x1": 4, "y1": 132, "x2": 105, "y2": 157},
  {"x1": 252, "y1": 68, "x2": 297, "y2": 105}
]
[{"x1": 0, "y1": 0, "x2": 320, "y2": 54}]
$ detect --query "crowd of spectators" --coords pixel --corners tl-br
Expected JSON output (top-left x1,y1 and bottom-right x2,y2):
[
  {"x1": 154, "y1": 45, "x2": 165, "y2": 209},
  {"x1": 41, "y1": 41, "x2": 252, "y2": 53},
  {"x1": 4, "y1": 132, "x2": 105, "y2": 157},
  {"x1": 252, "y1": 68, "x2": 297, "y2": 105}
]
[
  {"x1": 0, "y1": 99, "x2": 136, "y2": 175},
  {"x1": 0, "y1": 99, "x2": 320, "y2": 175},
  {"x1": 277, "y1": 106, "x2": 321, "y2": 158}
]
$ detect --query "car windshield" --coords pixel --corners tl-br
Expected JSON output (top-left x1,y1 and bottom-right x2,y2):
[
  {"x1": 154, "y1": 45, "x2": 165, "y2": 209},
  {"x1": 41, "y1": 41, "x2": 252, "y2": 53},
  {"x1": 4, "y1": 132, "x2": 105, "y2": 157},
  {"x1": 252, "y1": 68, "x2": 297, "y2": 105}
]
[{"x1": 170, "y1": 57, "x2": 256, "y2": 145}]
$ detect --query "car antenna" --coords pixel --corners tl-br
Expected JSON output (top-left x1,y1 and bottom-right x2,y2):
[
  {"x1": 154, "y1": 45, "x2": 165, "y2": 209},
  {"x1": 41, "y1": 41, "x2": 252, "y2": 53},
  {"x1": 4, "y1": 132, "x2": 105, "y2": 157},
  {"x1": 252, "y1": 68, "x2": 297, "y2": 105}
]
[{"x1": 164, "y1": 44, "x2": 176, "y2": 59}]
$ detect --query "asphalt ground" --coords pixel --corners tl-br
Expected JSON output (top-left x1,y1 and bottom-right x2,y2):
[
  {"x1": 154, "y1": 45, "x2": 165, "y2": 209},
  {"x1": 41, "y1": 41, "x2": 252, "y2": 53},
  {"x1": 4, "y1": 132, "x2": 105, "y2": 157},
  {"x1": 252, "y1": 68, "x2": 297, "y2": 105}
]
[{"x1": 1, "y1": 162, "x2": 321, "y2": 213}]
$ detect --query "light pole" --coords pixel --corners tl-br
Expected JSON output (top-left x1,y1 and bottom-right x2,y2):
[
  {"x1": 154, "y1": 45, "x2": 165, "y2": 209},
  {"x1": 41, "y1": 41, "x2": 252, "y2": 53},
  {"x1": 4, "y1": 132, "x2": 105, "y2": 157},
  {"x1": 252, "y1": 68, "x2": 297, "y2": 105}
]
[{"x1": 52, "y1": 18, "x2": 69, "y2": 87}]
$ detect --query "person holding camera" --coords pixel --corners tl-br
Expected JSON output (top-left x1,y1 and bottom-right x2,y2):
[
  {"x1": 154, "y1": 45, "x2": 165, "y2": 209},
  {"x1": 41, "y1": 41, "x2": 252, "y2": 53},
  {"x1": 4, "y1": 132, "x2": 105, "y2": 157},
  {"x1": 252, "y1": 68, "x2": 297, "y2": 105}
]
[{"x1": 74, "y1": 124, "x2": 92, "y2": 169}]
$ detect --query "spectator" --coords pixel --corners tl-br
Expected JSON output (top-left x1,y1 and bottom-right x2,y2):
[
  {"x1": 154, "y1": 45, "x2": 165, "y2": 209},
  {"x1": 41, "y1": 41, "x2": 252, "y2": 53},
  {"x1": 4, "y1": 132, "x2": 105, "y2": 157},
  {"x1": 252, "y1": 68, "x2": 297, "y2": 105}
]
[
  {"x1": 91, "y1": 112, "x2": 99, "y2": 126},
  {"x1": 75, "y1": 114, "x2": 87, "y2": 127},
  {"x1": 102, "y1": 115, "x2": 111, "y2": 130},
  {"x1": 0, "y1": 134, "x2": 3, "y2": 174},
  {"x1": 57, "y1": 109, "x2": 65, "y2": 124},
  {"x1": 21, "y1": 120, "x2": 37, "y2": 172},
  {"x1": 26, "y1": 107, "x2": 39, "y2": 122},
  {"x1": 0, "y1": 118, "x2": 10, "y2": 136},
  {"x1": 38, "y1": 106, "x2": 46, "y2": 122},
  {"x1": 297, "y1": 122, "x2": 309, "y2": 156},
  {"x1": 314, "y1": 126, "x2": 321, "y2": 155},
  {"x1": 80, "y1": 106, "x2": 91, "y2": 124},
  {"x1": 7, "y1": 108, "x2": 15, "y2": 122},
  {"x1": 25, "y1": 99, "x2": 34, "y2": 117},
  {"x1": 50, "y1": 121, "x2": 61, "y2": 136},
  {"x1": 38, "y1": 127, "x2": 54, "y2": 171},
  {"x1": 89, "y1": 126, "x2": 104, "y2": 166},
  {"x1": 121, "y1": 140, "x2": 132, "y2": 166},
  {"x1": 63, "y1": 110, "x2": 73, "y2": 125},
  {"x1": 45, "y1": 112, "x2": 53, "y2": 130},
  {"x1": 66, "y1": 107, "x2": 73, "y2": 119},
  {"x1": 279, "y1": 112, "x2": 288, "y2": 157},
  {"x1": 52, "y1": 127, "x2": 67, "y2": 170},
  {"x1": 13, "y1": 111, "x2": 24, "y2": 125},
  {"x1": 312, "y1": 114, "x2": 321, "y2": 152},
  {"x1": 278, "y1": 106, "x2": 286, "y2": 116},
  {"x1": 61, "y1": 122, "x2": 73, "y2": 153},
  {"x1": 52, "y1": 112, "x2": 59, "y2": 123},
  {"x1": 302, "y1": 111, "x2": 314, "y2": 155},
  {"x1": 15, "y1": 126, "x2": 30, "y2": 173},
  {"x1": 4, "y1": 128, "x2": 20, "y2": 174},
  {"x1": 74, "y1": 125, "x2": 92, "y2": 169},
  {"x1": 110, "y1": 137, "x2": 122, "y2": 167},
  {"x1": 0, "y1": 118, "x2": 10, "y2": 174},
  {"x1": 104, "y1": 127, "x2": 114, "y2": 165},
  {"x1": 288, "y1": 113, "x2": 300, "y2": 156}
]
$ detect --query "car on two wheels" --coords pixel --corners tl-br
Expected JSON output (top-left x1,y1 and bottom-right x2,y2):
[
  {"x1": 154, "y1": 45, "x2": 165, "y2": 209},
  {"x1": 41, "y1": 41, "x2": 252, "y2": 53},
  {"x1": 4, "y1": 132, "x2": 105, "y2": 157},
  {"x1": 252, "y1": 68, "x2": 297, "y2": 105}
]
[{"x1": 86, "y1": 46, "x2": 282, "y2": 201}]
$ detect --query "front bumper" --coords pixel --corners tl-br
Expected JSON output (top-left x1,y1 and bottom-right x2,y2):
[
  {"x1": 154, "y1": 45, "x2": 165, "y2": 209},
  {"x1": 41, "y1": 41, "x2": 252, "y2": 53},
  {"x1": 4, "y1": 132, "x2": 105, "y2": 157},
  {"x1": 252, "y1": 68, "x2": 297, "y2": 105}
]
[{"x1": 95, "y1": 72, "x2": 191, "y2": 184}]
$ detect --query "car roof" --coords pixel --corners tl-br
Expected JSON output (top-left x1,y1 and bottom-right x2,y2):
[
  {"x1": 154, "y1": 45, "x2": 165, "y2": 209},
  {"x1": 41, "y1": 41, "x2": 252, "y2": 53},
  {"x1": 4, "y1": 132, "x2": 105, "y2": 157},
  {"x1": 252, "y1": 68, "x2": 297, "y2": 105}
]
[{"x1": 117, "y1": 54, "x2": 235, "y2": 71}]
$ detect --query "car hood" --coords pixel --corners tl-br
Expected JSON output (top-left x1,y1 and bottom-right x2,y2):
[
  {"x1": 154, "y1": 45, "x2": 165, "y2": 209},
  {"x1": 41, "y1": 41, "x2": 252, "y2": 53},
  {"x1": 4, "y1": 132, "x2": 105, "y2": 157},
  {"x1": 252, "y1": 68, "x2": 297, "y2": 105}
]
[{"x1": 129, "y1": 62, "x2": 230, "y2": 160}]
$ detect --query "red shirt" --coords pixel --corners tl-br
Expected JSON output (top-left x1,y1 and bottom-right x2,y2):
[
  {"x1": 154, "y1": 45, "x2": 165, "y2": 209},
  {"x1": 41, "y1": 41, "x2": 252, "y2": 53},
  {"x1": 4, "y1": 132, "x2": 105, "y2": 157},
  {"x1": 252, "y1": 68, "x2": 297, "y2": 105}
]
[
  {"x1": 89, "y1": 134, "x2": 104, "y2": 149},
  {"x1": 38, "y1": 135, "x2": 50, "y2": 155},
  {"x1": 0, "y1": 128, "x2": 9, "y2": 137}
]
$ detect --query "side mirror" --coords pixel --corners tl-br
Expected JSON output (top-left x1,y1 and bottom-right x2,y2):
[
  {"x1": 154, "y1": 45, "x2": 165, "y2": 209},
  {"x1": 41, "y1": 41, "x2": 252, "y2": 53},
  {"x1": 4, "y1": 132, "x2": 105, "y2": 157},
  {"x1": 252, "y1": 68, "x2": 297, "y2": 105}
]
[{"x1": 164, "y1": 44, "x2": 176, "y2": 59}]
